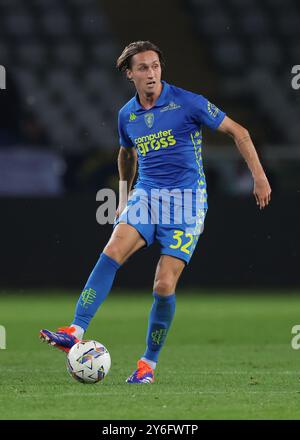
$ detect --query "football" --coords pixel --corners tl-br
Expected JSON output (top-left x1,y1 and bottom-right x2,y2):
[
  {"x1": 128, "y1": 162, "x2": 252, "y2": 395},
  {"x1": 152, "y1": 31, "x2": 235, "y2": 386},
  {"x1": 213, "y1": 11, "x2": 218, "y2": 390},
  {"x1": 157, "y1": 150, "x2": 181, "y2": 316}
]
[{"x1": 66, "y1": 340, "x2": 111, "y2": 384}]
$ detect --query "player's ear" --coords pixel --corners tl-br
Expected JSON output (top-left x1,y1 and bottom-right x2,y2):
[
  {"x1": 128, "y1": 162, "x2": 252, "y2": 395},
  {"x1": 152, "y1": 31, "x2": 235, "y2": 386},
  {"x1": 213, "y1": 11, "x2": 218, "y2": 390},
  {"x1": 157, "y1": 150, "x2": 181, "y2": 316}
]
[{"x1": 126, "y1": 69, "x2": 133, "y2": 82}]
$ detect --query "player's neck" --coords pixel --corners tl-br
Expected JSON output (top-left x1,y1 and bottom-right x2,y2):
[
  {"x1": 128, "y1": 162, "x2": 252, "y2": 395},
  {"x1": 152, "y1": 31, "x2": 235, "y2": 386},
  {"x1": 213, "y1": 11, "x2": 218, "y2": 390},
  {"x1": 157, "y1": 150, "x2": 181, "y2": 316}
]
[{"x1": 138, "y1": 82, "x2": 163, "y2": 110}]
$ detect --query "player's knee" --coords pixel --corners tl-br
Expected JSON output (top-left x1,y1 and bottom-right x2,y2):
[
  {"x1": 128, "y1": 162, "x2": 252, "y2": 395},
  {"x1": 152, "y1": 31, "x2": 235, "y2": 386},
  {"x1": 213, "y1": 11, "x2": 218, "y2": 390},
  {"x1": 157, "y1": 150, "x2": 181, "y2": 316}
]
[
  {"x1": 103, "y1": 243, "x2": 123, "y2": 264},
  {"x1": 154, "y1": 277, "x2": 175, "y2": 295}
]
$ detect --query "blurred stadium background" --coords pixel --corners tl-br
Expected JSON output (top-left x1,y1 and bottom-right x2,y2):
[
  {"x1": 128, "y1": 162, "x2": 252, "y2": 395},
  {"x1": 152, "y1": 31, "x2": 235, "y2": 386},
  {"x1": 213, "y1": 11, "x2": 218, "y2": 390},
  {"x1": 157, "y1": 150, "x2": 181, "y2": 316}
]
[{"x1": 0, "y1": 0, "x2": 299, "y2": 289}]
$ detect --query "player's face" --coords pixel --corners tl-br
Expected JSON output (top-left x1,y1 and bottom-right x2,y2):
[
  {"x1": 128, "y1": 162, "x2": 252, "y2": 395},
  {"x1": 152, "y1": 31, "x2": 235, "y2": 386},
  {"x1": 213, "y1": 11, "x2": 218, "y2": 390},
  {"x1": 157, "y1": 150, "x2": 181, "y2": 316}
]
[{"x1": 127, "y1": 51, "x2": 162, "y2": 96}]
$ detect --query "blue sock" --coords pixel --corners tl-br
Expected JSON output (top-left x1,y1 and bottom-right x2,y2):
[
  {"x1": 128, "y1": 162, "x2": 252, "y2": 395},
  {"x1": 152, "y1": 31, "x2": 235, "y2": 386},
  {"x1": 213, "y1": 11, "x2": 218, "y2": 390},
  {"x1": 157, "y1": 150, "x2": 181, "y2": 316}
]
[
  {"x1": 72, "y1": 252, "x2": 121, "y2": 331},
  {"x1": 143, "y1": 292, "x2": 176, "y2": 364}
]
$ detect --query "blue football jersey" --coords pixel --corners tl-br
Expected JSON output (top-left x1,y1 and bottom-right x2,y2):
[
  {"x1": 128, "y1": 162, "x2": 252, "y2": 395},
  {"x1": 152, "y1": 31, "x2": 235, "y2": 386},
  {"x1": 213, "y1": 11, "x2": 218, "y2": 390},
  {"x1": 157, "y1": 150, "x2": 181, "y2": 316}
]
[{"x1": 118, "y1": 81, "x2": 226, "y2": 207}]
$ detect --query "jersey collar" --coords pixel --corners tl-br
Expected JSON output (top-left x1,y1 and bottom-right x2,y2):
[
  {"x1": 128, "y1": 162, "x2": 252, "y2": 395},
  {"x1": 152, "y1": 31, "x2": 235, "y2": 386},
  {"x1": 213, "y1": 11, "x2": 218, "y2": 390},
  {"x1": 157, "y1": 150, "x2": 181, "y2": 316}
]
[{"x1": 133, "y1": 80, "x2": 170, "y2": 112}]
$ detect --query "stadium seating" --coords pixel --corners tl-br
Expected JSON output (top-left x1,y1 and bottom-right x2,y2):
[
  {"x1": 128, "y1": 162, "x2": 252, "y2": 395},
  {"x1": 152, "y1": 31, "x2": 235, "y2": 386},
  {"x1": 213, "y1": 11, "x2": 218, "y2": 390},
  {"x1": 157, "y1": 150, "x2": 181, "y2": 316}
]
[
  {"x1": 0, "y1": 0, "x2": 130, "y2": 151},
  {"x1": 187, "y1": 0, "x2": 300, "y2": 145}
]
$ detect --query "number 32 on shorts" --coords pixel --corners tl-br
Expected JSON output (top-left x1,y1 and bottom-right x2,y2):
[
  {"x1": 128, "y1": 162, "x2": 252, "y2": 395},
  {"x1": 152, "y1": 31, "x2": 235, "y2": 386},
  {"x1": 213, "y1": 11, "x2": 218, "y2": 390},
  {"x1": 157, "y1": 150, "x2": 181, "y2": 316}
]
[{"x1": 169, "y1": 230, "x2": 194, "y2": 255}]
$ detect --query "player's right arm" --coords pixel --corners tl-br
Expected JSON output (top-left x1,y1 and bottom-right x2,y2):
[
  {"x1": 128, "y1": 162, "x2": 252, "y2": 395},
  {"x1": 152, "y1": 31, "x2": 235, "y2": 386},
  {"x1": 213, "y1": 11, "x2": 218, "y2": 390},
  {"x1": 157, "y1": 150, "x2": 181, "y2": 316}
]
[{"x1": 116, "y1": 146, "x2": 137, "y2": 219}]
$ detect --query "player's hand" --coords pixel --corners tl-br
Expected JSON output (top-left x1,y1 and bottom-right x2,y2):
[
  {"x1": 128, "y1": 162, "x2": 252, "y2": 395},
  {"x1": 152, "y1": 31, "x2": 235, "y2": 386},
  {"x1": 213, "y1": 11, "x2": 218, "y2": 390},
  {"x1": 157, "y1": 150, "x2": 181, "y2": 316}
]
[
  {"x1": 114, "y1": 208, "x2": 120, "y2": 221},
  {"x1": 253, "y1": 174, "x2": 271, "y2": 209},
  {"x1": 114, "y1": 204, "x2": 125, "y2": 223},
  {"x1": 114, "y1": 208, "x2": 120, "y2": 223}
]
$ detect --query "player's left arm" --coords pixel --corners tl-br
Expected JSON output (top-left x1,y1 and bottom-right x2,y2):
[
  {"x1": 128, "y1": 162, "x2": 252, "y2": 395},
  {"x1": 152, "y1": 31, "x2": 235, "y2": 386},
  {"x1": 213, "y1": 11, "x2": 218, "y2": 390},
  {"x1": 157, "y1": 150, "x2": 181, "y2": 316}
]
[{"x1": 217, "y1": 116, "x2": 271, "y2": 209}]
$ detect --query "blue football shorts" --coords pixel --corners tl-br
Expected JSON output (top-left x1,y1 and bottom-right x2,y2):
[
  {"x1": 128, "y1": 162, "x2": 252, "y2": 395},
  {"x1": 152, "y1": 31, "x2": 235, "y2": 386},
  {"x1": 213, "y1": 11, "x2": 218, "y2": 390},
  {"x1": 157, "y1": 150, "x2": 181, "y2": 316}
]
[{"x1": 114, "y1": 188, "x2": 207, "y2": 264}]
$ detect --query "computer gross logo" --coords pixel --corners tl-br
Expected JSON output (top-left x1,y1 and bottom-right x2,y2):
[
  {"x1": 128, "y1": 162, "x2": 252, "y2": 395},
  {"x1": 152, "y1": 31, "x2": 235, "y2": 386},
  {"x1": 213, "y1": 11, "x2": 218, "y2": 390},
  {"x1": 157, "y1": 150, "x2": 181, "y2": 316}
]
[{"x1": 134, "y1": 129, "x2": 176, "y2": 156}]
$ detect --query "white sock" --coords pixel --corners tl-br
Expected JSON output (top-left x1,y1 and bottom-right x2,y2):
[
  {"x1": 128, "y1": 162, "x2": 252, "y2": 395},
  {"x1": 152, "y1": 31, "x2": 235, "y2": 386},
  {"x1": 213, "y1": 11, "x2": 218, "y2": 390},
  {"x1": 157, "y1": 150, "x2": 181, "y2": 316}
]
[
  {"x1": 71, "y1": 324, "x2": 85, "y2": 339},
  {"x1": 141, "y1": 357, "x2": 156, "y2": 370}
]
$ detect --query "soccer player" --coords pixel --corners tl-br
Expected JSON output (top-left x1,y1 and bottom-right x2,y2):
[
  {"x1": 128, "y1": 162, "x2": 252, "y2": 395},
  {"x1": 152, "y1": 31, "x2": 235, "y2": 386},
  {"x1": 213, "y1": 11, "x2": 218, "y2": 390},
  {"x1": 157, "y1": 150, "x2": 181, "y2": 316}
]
[{"x1": 40, "y1": 41, "x2": 271, "y2": 384}]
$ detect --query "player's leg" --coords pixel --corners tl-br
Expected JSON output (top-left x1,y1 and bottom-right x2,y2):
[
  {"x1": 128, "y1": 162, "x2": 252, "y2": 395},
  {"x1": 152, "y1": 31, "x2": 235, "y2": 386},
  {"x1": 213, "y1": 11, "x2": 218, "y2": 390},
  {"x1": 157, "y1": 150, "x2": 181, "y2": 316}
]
[
  {"x1": 126, "y1": 255, "x2": 185, "y2": 383},
  {"x1": 40, "y1": 223, "x2": 146, "y2": 352},
  {"x1": 152, "y1": 254, "x2": 185, "y2": 296},
  {"x1": 71, "y1": 223, "x2": 146, "y2": 331}
]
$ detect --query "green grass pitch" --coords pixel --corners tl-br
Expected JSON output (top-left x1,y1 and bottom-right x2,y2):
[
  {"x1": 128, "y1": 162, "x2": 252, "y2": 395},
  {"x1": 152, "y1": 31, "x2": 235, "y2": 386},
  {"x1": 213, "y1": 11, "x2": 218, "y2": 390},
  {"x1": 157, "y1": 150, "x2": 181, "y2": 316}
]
[{"x1": 1, "y1": 290, "x2": 300, "y2": 420}]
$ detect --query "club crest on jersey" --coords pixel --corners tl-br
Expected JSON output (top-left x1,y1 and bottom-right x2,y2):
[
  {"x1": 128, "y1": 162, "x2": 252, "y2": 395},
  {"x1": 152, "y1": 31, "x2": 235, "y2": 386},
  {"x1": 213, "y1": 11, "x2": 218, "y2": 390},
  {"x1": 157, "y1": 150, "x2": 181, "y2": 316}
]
[{"x1": 144, "y1": 113, "x2": 154, "y2": 128}]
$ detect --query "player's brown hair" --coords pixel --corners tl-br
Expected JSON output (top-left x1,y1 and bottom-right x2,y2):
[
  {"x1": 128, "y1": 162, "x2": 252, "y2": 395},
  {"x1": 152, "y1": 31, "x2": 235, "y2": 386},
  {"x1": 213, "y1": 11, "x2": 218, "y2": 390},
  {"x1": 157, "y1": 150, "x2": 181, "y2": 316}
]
[{"x1": 116, "y1": 41, "x2": 165, "y2": 72}]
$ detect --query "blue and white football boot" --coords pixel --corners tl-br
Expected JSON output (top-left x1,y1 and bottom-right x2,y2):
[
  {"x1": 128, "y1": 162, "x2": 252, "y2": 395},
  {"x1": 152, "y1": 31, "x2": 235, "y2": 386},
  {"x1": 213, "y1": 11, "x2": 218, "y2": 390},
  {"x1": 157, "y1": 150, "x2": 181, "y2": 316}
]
[{"x1": 126, "y1": 360, "x2": 154, "y2": 384}]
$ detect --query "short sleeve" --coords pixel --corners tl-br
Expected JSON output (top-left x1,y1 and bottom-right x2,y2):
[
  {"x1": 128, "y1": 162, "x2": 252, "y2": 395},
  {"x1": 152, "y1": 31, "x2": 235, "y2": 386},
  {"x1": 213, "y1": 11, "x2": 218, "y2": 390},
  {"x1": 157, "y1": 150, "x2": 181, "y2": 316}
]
[
  {"x1": 118, "y1": 110, "x2": 134, "y2": 148},
  {"x1": 189, "y1": 93, "x2": 226, "y2": 130}
]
